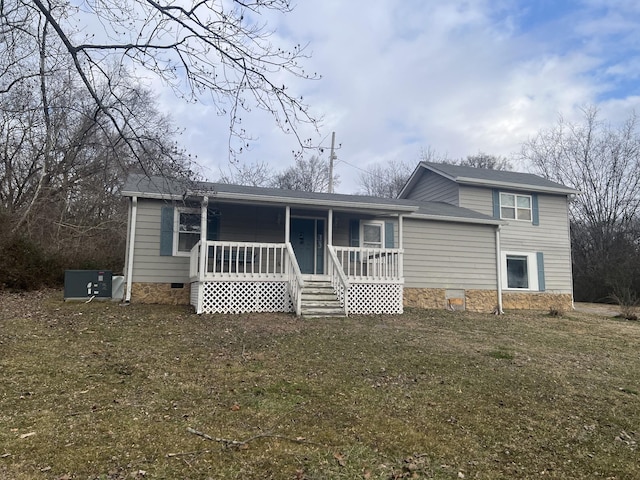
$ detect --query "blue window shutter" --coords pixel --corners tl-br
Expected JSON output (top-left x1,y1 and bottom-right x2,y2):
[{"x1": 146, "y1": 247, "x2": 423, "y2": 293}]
[
  {"x1": 492, "y1": 189, "x2": 500, "y2": 218},
  {"x1": 160, "y1": 206, "x2": 174, "y2": 256},
  {"x1": 385, "y1": 221, "x2": 395, "y2": 248},
  {"x1": 349, "y1": 219, "x2": 360, "y2": 247},
  {"x1": 536, "y1": 252, "x2": 545, "y2": 291},
  {"x1": 532, "y1": 193, "x2": 539, "y2": 225}
]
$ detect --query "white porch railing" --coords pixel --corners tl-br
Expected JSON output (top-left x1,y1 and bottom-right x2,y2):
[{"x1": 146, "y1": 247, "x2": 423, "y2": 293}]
[
  {"x1": 331, "y1": 246, "x2": 403, "y2": 282},
  {"x1": 190, "y1": 240, "x2": 305, "y2": 315},
  {"x1": 327, "y1": 246, "x2": 349, "y2": 315},
  {"x1": 190, "y1": 241, "x2": 290, "y2": 280},
  {"x1": 285, "y1": 242, "x2": 304, "y2": 316}
]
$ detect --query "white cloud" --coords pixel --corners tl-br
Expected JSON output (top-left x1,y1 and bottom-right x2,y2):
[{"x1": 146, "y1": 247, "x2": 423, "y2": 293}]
[{"x1": 152, "y1": 0, "x2": 640, "y2": 192}]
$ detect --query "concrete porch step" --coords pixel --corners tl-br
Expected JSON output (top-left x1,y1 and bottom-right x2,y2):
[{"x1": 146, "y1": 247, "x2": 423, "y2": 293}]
[{"x1": 300, "y1": 280, "x2": 345, "y2": 317}]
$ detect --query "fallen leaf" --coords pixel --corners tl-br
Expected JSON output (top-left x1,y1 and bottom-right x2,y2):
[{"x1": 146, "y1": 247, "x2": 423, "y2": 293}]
[
  {"x1": 230, "y1": 403, "x2": 241, "y2": 411},
  {"x1": 333, "y1": 452, "x2": 346, "y2": 467}
]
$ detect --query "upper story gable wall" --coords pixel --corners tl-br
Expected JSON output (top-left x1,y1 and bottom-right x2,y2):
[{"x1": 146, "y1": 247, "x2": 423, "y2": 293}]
[{"x1": 402, "y1": 170, "x2": 459, "y2": 205}]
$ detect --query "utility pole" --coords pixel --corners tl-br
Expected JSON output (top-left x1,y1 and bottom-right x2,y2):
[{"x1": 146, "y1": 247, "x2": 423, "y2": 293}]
[{"x1": 328, "y1": 131, "x2": 337, "y2": 194}]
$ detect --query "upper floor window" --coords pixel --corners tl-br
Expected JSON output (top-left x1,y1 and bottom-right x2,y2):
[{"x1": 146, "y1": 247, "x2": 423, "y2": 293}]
[
  {"x1": 500, "y1": 193, "x2": 532, "y2": 221},
  {"x1": 175, "y1": 207, "x2": 200, "y2": 255}
]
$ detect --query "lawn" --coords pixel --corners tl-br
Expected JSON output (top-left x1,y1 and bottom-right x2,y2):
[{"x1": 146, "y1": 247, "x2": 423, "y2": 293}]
[{"x1": 1, "y1": 290, "x2": 639, "y2": 479}]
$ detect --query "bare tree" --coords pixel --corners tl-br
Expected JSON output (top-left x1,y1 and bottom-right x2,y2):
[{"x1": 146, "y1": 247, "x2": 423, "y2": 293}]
[
  {"x1": 520, "y1": 106, "x2": 640, "y2": 301},
  {"x1": 358, "y1": 159, "x2": 413, "y2": 198},
  {"x1": 272, "y1": 155, "x2": 337, "y2": 192},
  {"x1": 1, "y1": 0, "x2": 318, "y2": 164},
  {"x1": 459, "y1": 152, "x2": 511, "y2": 170},
  {"x1": 218, "y1": 160, "x2": 272, "y2": 187}
]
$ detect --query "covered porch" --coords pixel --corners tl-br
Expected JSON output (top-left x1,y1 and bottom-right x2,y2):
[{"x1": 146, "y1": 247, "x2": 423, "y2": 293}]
[{"x1": 186, "y1": 198, "x2": 410, "y2": 316}]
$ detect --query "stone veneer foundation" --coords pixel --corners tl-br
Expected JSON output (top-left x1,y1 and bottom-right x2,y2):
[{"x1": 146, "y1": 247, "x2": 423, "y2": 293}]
[
  {"x1": 131, "y1": 283, "x2": 574, "y2": 313},
  {"x1": 131, "y1": 282, "x2": 191, "y2": 305},
  {"x1": 404, "y1": 288, "x2": 574, "y2": 313},
  {"x1": 502, "y1": 292, "x2": 573, "y2": 311}
]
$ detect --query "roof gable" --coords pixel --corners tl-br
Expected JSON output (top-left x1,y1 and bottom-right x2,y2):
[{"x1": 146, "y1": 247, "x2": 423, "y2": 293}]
[{"x1": 399, "y1": 162, "x2": 579, "y2": 197}]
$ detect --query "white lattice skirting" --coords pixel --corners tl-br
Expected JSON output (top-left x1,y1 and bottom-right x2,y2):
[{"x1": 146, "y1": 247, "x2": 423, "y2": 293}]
[
  {"x1": 192, "y1": 281, "x2": 293, "y2": 314},
  {"x1": 347, "y1": 283, "x2": 404, "y2": 315}
]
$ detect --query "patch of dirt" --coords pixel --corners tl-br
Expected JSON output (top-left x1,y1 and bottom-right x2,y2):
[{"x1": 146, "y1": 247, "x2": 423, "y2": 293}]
[{"x1": 574, "y1": 302, "x2": 620, "y2": 317}]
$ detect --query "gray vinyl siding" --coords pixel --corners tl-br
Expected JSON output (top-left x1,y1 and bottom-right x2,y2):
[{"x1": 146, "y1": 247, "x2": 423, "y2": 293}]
[
  {"x1": 214, "y1": 204, "x2": 286, "y2": 243},
  {"x1": 403, "y1": 218, "x2": 497, "y2": 289},
  {"x1": 458, "y1": 186, "x2": 573, "y2": 293},
  {"x1": 404, "y1": 171, "x2": 459, "y2": 205},
  {"x1": 132, "y1": 200, "x2": 190, "y2": 283},
  {"x1": 499, "y1": 194, "x2": 573, "y2": 293},
  {"x1": 458, "y1": 186, "x2": 494, "y2": 216}
]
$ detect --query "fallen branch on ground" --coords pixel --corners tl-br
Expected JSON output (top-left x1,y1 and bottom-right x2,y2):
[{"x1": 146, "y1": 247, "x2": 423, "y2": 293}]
[{"x1": 186, "y1": 427, "x2": 327, "y2": 449}]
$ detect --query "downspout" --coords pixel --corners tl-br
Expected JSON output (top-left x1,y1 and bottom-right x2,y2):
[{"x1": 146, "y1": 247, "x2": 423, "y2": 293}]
[
  {"x1": 567, "y1": 195, "x2": 575, "y2": 310},
  {"x1": 197, "y1": 196, "x2": 208, "y2": 315},
  {"x1": 495, "y1": 225, "x2": 504, "y2": 314},
  {"x1": 124, "y1": 196, "x2": 137, "y2": 303}
]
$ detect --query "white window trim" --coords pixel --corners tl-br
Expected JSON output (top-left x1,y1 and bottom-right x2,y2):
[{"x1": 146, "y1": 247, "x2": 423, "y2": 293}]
[
  {"x1": 500, "y1": 192, "x2": 533, "y2": 222},
  {"x1": 360, "y1": 221, "x2": 385, "y2": 249},
  {"x1": 501, "y1": 251, "x2": 538, "y2": 291},
  {"x1": 173, "y1": 207, "x2": 201, "y2": 257}
]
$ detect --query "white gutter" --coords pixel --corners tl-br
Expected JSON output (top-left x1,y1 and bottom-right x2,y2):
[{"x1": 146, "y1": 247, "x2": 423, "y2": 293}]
[
  {"x1": 121, "y1": 191, "x2": 184, "y2": 201},
  {"x1": 124, "y1": 196, "x2": 138, "y2": 303},
  {"x1": 409, "y1": 212, "x2": 504, "y2": 226},
  {"x1": 495, "y1": 225, "x2": 504, "y2": 314},
  {"x1": 456, "y1": 177, "x2": 580, "y2": 195}
]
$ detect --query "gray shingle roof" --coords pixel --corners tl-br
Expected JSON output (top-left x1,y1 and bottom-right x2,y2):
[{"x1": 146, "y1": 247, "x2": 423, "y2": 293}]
[
  {"x1": 122, "y1": 173, "x2": 501, "y2": 225},
  {"x1": 420, "y1": 162, "x2": 579, "y2": 194}
]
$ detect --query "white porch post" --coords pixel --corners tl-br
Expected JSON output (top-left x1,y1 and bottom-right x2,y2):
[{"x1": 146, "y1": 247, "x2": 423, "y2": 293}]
[
  {"x1": 285, "y1": 206, "x2": 291, "y2": 243},
  {"x1": 398, "y1": 214, "x2": 404, "y2": 278},
  {"x1": 327, "y1": 209, "x2": 333, "y2": 246},
  {"x1": 199, "y1": 197, "x2": 208, "y2": 282}
]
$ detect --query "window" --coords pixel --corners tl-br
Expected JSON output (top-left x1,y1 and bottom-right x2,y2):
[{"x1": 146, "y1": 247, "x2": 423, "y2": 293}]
[
  {"x1": 501, "y1": 252, "x2": 540, "y2": 291},
  {"x1": 500, "y1": 193, "x2": 532, "y2": 221},
  {"x1": 361, "y1": 222, "x2": 384, "y2": 248},
  {"x1": 175, "y1": 208, "x2": 200, "y2": 255},
  {"x1": 506, "y1": 255, "x2": 529, "y2": 288}
]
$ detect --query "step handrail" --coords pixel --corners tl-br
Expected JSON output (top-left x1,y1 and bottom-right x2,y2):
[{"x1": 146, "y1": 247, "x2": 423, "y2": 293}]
[{"x1": 327, "y1": 245, "x2": 349, "y2": 316}]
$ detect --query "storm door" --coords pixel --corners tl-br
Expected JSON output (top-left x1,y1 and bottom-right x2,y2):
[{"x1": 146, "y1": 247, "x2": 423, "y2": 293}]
[{"x1": 290, "y1": 217, "x2": 325, "y2": 275}]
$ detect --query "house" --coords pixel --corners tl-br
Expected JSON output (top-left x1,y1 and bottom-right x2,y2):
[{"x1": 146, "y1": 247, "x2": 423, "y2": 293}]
[
  {"x1": 399, "y1": 161, "x2": 578, "y2": 310},
  {"x1": 121, "y1": 162, "x2": 577, "y2": 315}
]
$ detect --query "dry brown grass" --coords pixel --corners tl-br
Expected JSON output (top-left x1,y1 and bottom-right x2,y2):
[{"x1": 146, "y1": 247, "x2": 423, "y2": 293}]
[{"x1": 1, "y1": 291, "x2": 639, "y2": 479}]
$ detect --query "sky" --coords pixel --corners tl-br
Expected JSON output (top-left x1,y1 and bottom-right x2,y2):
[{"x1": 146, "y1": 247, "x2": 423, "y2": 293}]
[{"x1": 154, "y1": 0, "x2": 640, "y2": 193}]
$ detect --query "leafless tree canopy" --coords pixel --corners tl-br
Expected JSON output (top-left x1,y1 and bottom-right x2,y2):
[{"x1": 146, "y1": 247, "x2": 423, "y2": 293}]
[
  {"x1": 0, "y1": 0, "x2": 318, "y2": 288},
  {"x1": 218, "y1": 160, "x2": 272, "y2": 187},
  {"x1": 357, "y1": 160, "x2": 413, "y2": 198},
  {"x1": 520, "y1": 106, "x2": 640, "y2": 302},
  {"x1": 1, "y1": 0, "x2": 318, "y2": 160},
  {"x1": 271, "y1": 155, "x2": 337, "y2": 192}
]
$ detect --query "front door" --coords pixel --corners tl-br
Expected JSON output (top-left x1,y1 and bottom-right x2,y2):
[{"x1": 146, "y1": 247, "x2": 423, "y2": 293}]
[{"x1": 290, "y1": 218, "x2": 324, "y2": 274}]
